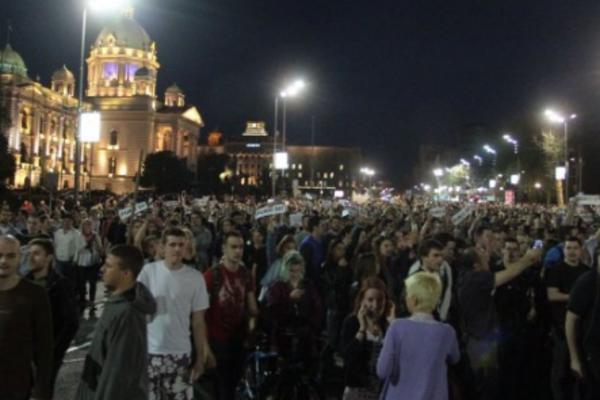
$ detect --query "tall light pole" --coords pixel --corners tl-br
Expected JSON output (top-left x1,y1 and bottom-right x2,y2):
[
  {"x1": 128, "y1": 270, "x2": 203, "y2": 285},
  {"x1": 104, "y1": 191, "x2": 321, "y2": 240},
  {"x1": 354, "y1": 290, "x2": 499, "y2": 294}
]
[
  {"x1": 75, "y1": 0, "x2": 127, "y2": 200},
  {"x1": 271, "y1": 78, "x2": 306, "y2": 197},
  {"x1": 544, "y1": 108, "x2": 577, "y2": 200}
]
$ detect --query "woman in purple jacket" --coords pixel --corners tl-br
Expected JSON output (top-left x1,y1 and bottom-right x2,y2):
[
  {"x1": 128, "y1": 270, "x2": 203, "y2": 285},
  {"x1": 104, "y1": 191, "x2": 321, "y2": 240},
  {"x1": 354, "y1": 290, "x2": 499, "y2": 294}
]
[{"x1": 377, "y1": 272, "x2": 460, "y2": 400}]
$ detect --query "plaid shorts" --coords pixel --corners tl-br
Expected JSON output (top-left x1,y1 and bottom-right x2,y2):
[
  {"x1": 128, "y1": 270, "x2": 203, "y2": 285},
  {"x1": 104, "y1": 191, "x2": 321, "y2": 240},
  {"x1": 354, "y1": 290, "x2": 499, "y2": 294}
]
[{"x1": 148, "y1": 353, "x2": 193, "y2": 400}]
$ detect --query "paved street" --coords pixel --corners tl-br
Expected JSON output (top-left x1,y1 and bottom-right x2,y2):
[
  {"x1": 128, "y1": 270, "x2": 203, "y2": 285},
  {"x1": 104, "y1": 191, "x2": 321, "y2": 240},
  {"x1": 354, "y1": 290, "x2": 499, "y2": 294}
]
[{"x1": 54, "y1": 285, "x2": 106, "y2": 400}]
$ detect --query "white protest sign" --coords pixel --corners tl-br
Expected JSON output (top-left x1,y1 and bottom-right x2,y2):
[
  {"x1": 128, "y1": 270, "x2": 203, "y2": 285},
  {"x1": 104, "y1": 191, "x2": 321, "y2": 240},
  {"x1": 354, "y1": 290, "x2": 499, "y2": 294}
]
[
  {"x1": 134, "y1": 202, "x2": 148, "y2": 215},
  {"x1": 451, "y1": 206, "x2": 474, "y2": 226},
  {"x1": 118, "y1": 207, "x2": 133, "y2": 221},
  {"x1": 118, "y1": 202, "x2": 149, "y2": 221},
  {"x1": 321, "y1": 200, "x2": 332, "y2": 208},
  {"x1": 164, "y1": 200, "x2": 179, "y2": 209},
  {"x1": 194, "y1": 197, "x2": 210, "y2": 207},
  {"x1": 255, "y1": 203, "x2": 287, "y2": 220},
  {"x1": 289, "y1": 212, "x2": 304, "y2": 227},
  {"x1": 576, "y1": 194, "x2": 600, "y2": 206},
  {"x1": 429, "y1": 206, "x2": 446, "y2": 219}
]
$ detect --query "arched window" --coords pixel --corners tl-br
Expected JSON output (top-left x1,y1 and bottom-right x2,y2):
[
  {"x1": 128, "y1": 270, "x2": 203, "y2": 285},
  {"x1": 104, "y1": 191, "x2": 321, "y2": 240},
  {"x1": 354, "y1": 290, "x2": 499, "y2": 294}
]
[
  {"x1": 109, "y1": 130, "x2": 118, "y2": 146},
  {"x1": 20, "y1": 111, "x2": 28, "y2": 130}
]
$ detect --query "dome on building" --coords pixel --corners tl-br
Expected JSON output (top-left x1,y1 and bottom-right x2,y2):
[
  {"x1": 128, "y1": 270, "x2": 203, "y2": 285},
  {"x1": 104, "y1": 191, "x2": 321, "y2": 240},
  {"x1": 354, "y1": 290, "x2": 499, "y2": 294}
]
[
  {"x1": 0, "y1": 44, "x2": 28, "y2": 77},
  {"x1": 134, "y1": 66, "x2": 151, "y2": 78},
  {"x1": 52, "y1": 65, "x2": 74, "y2": 81},
  {"x1": 166, "y1": 83, "x2": 183, "y2": 94},
  {"x1": 95, "y1": 13, "x2": 153, "y2": 51}
]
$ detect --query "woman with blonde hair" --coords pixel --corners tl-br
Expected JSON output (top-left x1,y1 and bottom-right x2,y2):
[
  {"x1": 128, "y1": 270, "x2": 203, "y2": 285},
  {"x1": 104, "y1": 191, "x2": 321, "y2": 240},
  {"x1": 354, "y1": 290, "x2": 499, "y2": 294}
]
[{"x1": 377, "y1": 272, "x2": 460, "y2": 400}]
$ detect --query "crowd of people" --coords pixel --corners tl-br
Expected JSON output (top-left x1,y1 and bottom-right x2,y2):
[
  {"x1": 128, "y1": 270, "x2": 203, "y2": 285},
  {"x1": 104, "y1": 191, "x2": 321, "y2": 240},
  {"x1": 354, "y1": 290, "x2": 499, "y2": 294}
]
[{"x1": 1, "y1": 192, "x2": 600, "y2": 400}]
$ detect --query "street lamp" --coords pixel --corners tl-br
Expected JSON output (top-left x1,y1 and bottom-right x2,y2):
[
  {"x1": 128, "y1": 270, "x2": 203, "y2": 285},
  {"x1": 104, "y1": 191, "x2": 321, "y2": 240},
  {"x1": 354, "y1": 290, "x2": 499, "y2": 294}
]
[
  {"x1": 272, "y1": 78, "x2": 306, "y2": 197},
  {"x1": 460, "y1": 158, "x2": 470, "y2": 167},
  {"x1": 433, "y1": 168, "x2": 444, "y2": 177},
  {"x1": 544, "y1": 108, "x2": 577, "y2": 200},
  {"x1": 75, "y1": 0, "x2": 128, "y2": 199},
  {"x1": 473, "y1": 155, "x2": 483, "y2": 166},
  {"x1": 360, "y1": 167, "x2": 375, "y2": 187},
  {"x1": 483, "y1": 144, "x2": 497, "y2": 167},
  {"x1": 502, "y1": 134, "x2": 519, "y2": 154}
]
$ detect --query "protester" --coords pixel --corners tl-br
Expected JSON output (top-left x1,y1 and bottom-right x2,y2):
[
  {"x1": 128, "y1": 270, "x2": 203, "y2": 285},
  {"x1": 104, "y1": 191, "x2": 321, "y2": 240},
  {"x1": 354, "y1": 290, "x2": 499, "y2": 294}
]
[
  {"x1": 26, "y1": 238, "x2": 79, "y2": 389},
  {"x1": 266, "y1": 250, "x2": 322, "y2": 368},
  {"x1": 457, "y1": 245, "x2": 540, "y2": 400},
  {"x1": 299, "y1": 215, "x2": 326, "y2": 285},
  {"x1": 546, "y1": 236, "x2": 590, "y2": 400},
  {"x1": 138, "y1": 227, "x2": 210, "y2": 400},
  {"x1": 340, "y1": 277, "x2": 393, "y2": 400},
  {"x1": 76, "y1": 245, "x2": 156, "y2": 400},
  {"x1": 204, "y1": 230, "x2": 259, "y2": 400},
  {"x1": 0, "y1": 235, "x2": 54, "y2": 400},
  {"x1": 53, "y1": 213, "x2": 81, "y2": 285},
  {"x1": 566, "y1": 250, "x2": 600, "y2": 399},
  {"x1": 75, "y1": 219, "x2": 104, "y2": 314},
  {"x1": 377, "y1": 272, "x2": 460, "y2": 400}
]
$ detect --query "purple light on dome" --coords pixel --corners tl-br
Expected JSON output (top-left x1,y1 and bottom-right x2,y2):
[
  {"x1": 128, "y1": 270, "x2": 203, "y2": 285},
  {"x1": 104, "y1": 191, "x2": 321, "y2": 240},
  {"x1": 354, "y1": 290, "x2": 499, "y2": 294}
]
[{"x1": 103, "y1": 63, "x2": 118, "y2": 80}]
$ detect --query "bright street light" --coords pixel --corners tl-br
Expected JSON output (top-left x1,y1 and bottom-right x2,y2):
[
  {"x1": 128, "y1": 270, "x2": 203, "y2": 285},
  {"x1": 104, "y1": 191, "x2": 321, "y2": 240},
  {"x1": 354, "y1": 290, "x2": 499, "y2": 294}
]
[
  {"x1": 88, "y1": 0, "x2": 128, "y2": 12},
  {"x1": 502, "y1": 133, "x2": 519, "y2": 154},
  {"x1": 360, "y1": 167, "x2": 375, "y2": 176},
  {"x1": 544, "y1": 107, "x2": 577, "y2": 200},
  {"x1": 534, "y1": 182, "x2": 542, "y2": 189},
  {"x1": 460, "y1": 158, "x2": 470, "y2": 167},
  {"x1": 280, "y1": 79, "x2": 306, "y2": 98},
  {"x1": 483, "y1": 144, "x2": 496, "y2": 155},
  {"x1": 473, "y1": 155, "x2": 483, "y2": 166},
  {"x1": 433, "y1": 168, "x2": 444, "y2": 177}
]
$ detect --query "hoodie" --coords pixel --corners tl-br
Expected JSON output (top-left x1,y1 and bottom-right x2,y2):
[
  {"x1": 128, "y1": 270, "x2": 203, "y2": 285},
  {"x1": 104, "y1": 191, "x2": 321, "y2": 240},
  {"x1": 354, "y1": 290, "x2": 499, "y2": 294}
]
[{"x1": 76, "y1": 282, "x2": 156, "y2": 400}]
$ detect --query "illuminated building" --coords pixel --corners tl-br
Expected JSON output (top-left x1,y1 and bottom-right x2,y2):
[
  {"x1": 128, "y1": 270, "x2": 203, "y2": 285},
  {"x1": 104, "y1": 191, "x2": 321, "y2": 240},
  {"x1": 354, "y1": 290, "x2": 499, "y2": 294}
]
[
  {"x1": 1, "y1": 9, "x2": 203, "y2": 193},
  {"x1": 198, "y1": 121, "x2": 361, "y2": 195}
]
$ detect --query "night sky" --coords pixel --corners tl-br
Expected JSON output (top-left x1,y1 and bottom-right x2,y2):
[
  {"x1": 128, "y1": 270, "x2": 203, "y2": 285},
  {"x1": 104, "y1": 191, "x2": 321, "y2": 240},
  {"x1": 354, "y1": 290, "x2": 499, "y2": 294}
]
[{"x1": 2, "y1": 0, "x2": 600, "y2": 188}]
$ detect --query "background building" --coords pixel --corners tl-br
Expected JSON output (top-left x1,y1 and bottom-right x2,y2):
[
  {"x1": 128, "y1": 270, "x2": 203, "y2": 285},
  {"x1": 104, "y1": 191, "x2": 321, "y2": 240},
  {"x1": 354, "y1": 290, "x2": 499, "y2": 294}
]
[{"x1": 198, "y1": 121, "x2": 362, "y2": 196}]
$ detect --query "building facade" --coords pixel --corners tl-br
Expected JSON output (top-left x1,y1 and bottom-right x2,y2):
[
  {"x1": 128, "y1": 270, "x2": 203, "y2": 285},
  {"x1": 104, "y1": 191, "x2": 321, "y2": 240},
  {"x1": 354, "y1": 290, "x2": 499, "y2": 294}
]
[
  {"x1": 0, "y1": 9, "x2": 203, "y2": 193},
  {"x1": 198, "y1": 121, "x2": 362, "y2": 196}
]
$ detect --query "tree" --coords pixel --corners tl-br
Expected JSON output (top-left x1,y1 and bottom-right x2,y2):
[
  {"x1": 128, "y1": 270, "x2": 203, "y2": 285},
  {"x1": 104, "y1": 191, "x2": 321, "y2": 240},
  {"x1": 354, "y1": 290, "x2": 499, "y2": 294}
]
[
  {"x1": 534, "y1": 129, "x2": 563, "y2": 176},
  {"x1": 139, "y1": 151, "x2": 194, "y2": 194},
  {"x1": 196, "y1": 153, "x2": 231, "y2": 195}
]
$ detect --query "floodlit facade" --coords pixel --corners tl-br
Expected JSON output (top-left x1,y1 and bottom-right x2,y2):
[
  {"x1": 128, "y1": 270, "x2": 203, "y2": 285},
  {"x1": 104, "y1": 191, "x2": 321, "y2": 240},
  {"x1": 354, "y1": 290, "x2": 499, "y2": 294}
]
[{"x1": 0, "y1": 9, "x2": 203, "y2": 193}]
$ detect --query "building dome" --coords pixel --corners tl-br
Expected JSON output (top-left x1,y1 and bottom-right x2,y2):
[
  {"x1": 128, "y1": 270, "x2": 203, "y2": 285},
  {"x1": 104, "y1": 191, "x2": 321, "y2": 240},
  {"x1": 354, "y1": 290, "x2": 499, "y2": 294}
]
[
  {"x1": 52, "y1": 65, "x2": 74, "y2": 81},
  {"x1": 166, "y1": 83, "x2": 183, "y2": 94},
  {"x1": 0, "y1": 44, "x2": 28, "y2": 77},
  {"x1": 95, "y1": 13, "x2": 153, "y2": 51}
]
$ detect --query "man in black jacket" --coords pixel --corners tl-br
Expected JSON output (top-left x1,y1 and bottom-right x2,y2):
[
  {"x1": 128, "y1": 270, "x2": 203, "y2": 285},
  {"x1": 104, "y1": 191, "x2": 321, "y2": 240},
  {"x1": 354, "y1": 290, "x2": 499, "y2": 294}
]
[{"x1": 27, "y1": 238, "x2": 79, "y2": 388}]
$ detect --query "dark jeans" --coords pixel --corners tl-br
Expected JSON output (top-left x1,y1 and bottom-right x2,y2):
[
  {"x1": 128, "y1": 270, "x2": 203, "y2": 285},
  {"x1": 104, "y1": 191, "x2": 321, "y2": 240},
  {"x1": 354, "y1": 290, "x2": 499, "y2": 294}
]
[
  {"x1": 551, "y1": 332, "x2": 575, "y2": 400},
  {"x1": 55, "y1": 260, "x2": 76, "y2": 285},
  {"x1": 76, "y1": 265, "x2": 99, "y2": 306},
  {"x1": 209, "y1": 338, "x2": 245, "y2": 400},
  {"x1": 467, "y1": 335, "x2": 499, "y2": 400}
]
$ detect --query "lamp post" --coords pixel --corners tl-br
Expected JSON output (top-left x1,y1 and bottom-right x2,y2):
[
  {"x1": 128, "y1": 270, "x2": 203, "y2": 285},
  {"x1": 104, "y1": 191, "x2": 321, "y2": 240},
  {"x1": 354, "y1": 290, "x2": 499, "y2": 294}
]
[
  {"x1": 544, "y1": 108, "x2": 577, "y2": 200},
  {"x1": 483, "y1": 144, "x2": 497, "y2": 166},
  {"x1": 75, "y1": 0, "x2": 127, "y2": 200},
  {"x1": 360, "y1": 167, "x2": 375, "y2": 187},
  {"x1": 271, "y1": 79, "x2": 306, "y2": 197}
]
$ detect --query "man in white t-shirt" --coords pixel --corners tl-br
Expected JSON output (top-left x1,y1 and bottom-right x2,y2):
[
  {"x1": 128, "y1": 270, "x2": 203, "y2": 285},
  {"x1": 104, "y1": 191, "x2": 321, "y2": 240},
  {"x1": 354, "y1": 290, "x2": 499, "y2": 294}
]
[{"x1": 138, "y1": 227, "x2": 209, "y2": 400}]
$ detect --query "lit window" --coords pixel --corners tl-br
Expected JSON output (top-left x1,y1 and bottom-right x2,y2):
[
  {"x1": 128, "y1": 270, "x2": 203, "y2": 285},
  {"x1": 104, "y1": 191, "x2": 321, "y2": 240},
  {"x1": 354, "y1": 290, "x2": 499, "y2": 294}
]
[
  {"x1": 298, "y1": 164, "x2": 303, "y2": 170},
  {"x1": 339, "y1": 180, "x2": 343, "y2": 187},
  {"x1": 330, "y1": 172, "x2": 335, "y2": 178},
  {"x1": 298, "y1": 172, "x2": 303, "y2": 178},
  {"x1": 316, "y1": 172, "x2": 320, "y2": 178},
  {"x1": 125, "y1": 64, "x2": 139, "y2": 81},
  {"x1": 109, "y1": 130, "x2": 118, "y2": 149},
  {"x1": 103, "y1": 63, "x2": 119, "y2": 81},
  {"x1": 108, "y1": 156, "x2": 117, "y2": 176},
  {"x1": 339, "y1": 164, "x2": 344, "y2": 171},
  {"x1": 292, "y1": 164, "x2": 296, "y2": 170}
]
